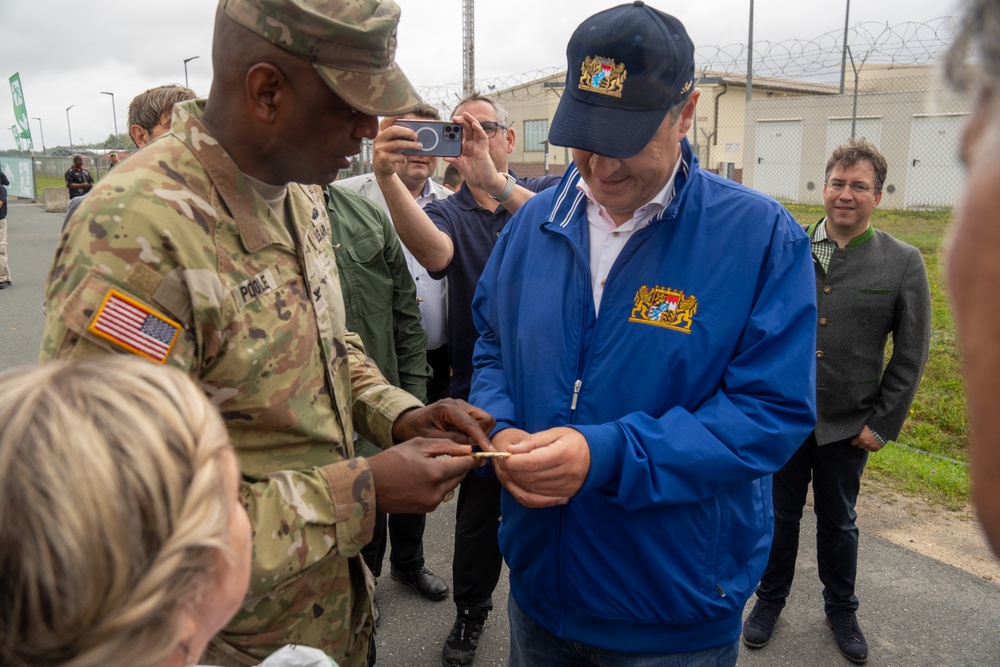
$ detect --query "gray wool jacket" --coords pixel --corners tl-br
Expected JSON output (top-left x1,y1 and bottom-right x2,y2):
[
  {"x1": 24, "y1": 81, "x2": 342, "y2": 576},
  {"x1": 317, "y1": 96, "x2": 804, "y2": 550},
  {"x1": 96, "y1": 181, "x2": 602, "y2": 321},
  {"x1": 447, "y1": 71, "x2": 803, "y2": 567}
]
[{"x1": 808, "y1": 219, "x2": 932, "y2": 445}]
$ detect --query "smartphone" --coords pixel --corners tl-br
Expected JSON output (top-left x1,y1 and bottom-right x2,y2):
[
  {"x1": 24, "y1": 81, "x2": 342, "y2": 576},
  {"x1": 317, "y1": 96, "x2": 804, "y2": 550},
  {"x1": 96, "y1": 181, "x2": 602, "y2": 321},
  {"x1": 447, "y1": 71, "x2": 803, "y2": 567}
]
[{"x1": 397, "y1": 119, "x2": 463, "y2": 158}]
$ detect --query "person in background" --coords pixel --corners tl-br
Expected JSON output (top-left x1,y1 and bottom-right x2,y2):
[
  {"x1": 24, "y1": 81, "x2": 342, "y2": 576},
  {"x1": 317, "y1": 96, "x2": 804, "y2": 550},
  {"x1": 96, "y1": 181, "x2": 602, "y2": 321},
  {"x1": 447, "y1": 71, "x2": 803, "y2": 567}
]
[
  {"x1": 40, "y1": 1, "x2": 491, "y2": 664},
  {"x1": 128, "y1": 84, "x2": 198, "y2": 148},
  {"x1": 744, "y1": 138, "x2": 931, "y2": 664},
  {"x1": 336, "y1": 103, "x2": 453, "y2": 615},
  {"x1": 443, "y1": 163, "x2": 464, "y2": 193},
  {"x1": 108, "y1": 152, "x2": 120, "y2": 169},
  {"x1": 66, "y1": 84, "x2": 199, "y2": 228},
  {"x1": 0, "y1": 357, "x2": 251, "y2": 667},
  {"x1": 64, "y1": 154, "x2": 93, "y2": 199},
  {"x1": 469, "y1": 3, "x2": 817, "y2": 665},
  {"x1": 944, "y1": 0, "x2": 1000, "y2": 557},
  {"x1": 371, "y1": 92, "x2": 560, "y2": 667},
  {"x1": 0, "y1": 168, "x2": 10, "y2": 289}
]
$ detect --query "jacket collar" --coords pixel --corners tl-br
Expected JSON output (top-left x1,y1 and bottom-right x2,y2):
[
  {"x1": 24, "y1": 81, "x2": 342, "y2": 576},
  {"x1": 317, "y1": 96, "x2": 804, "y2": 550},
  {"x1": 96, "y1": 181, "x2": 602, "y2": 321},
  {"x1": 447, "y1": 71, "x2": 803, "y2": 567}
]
[
  {"x1": 171, "y1": 99, "x2": 322, "y2": 254},
  {"x1": 543, "y1": 137, "x2": 697, "y2": 234},
  {"x1": 807, "y1": 217, "x2": 876, "y2": 248}
]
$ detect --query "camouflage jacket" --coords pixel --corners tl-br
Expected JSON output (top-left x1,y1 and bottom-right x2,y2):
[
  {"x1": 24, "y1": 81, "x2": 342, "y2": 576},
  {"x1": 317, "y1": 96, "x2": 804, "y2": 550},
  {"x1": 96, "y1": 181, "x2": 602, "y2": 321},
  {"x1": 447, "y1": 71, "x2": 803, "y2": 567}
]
[{"x1": 40, "y1": 99, "x2": 423, "y2": 666}]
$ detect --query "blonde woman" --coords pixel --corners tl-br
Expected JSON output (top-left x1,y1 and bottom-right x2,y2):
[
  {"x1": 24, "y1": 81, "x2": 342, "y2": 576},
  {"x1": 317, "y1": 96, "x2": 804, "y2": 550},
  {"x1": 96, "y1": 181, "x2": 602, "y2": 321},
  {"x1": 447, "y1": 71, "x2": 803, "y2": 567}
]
[{"x1": 0, "y1": 357, "x2": 251, "y2": 667}]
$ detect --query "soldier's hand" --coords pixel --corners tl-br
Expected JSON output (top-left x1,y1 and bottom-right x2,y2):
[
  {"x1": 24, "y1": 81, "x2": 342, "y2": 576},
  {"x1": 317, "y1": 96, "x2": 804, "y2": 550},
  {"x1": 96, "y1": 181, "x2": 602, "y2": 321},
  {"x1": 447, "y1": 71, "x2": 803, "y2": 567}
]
[
  {"x1": 367, "y1": 438, "x2": 477, "y2": 513},
  {"x1": 391, "y1": 399, "x2": 495, "y2": 450}
]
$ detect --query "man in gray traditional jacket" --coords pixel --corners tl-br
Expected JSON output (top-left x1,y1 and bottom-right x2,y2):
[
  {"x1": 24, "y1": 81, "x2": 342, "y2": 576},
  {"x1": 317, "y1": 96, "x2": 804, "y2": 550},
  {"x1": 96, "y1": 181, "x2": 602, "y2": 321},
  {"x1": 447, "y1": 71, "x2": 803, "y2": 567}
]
[{"x1": 743, "y1": 138, "x2": 931, "y2": 665}]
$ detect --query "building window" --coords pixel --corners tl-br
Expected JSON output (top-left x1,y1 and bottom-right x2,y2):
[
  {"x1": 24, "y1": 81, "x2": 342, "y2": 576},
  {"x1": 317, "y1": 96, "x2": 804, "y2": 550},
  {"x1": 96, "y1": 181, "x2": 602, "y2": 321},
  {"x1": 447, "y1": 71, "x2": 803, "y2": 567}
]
[{"x1": 523, "y1": 119, "x2": 548, "y2": 152}]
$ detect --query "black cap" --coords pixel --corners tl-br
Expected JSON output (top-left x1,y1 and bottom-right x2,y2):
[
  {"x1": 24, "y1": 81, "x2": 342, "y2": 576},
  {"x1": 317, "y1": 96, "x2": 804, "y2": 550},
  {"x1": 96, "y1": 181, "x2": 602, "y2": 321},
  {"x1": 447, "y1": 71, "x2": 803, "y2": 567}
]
[{"x1": 548, "y1": 2, "x2": 696, "y2": 159}]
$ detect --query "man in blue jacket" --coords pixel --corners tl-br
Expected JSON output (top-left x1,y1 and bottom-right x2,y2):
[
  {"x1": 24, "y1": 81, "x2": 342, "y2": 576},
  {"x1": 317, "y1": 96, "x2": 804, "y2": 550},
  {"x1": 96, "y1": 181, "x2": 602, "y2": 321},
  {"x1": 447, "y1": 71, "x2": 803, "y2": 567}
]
[{"x1": 469, "y1": 3, "x2": 817, "y2": 665}]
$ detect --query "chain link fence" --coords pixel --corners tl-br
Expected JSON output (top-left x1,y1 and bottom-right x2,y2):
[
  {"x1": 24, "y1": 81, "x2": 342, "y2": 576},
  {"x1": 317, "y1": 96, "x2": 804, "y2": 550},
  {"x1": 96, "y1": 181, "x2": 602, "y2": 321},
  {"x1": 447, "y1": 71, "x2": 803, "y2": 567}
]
[{"x1": 409, "y1": 18, "x2": 967, "y2": 209}]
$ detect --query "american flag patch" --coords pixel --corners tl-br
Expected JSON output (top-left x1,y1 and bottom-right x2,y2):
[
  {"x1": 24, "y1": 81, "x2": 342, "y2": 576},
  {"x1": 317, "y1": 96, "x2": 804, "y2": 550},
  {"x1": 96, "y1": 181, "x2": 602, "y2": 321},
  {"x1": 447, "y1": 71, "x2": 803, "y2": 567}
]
[{"x1": 87, "y1": 289, "x2": 181, "y2": 364}]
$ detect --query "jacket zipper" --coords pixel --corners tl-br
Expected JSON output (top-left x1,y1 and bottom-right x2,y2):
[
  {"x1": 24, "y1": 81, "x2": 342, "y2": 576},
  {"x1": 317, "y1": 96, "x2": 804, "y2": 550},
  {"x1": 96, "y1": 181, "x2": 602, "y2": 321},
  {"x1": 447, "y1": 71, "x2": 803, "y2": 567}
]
[{"x1": 570, "y1": 379, "x2": 582, "y2": 411}]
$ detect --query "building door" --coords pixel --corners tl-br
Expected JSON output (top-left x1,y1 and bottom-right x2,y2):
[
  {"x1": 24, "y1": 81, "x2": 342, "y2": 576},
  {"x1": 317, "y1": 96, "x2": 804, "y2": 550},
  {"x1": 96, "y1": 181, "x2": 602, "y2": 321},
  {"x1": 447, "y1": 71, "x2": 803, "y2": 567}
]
[
  {"x1": 754, "y1": 119, "x2": 802, "y2": 202},
  {"x1": 905, "y1": 114, "x2": 966, "y2": 208},
  {"x1": 826, "y1": 118, "x2": 883, "y2": 157}
]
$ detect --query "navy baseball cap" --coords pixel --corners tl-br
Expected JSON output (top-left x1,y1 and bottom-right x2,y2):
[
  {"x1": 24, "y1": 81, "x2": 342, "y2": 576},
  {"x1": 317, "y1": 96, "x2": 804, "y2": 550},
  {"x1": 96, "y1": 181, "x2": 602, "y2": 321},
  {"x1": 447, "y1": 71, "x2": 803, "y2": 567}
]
[{"x1": 548, "y1": 1, "x2": 695, "y2": 159}]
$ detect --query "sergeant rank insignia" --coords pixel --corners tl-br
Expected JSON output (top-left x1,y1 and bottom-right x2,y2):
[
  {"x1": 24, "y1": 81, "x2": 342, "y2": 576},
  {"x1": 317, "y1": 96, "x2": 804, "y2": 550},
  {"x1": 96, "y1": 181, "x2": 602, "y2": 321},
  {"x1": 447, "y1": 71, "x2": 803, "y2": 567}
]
[
  {"x1": 578, "y1": 56, "x2": 627, "y2": 98},
  {"x1": 88, "y1": 289, "x2": 181, "y2": 364},
  {"x1": 629, "y1": 285, "x2": 698, "y2": 334}
]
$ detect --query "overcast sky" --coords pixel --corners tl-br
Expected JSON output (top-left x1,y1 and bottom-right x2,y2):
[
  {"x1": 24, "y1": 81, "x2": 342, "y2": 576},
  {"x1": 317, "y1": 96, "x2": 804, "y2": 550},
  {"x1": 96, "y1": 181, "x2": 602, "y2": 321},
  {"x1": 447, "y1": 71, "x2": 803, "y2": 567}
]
[{"x1": 0, "y1": 0, "x2": 960, "y2": 152}]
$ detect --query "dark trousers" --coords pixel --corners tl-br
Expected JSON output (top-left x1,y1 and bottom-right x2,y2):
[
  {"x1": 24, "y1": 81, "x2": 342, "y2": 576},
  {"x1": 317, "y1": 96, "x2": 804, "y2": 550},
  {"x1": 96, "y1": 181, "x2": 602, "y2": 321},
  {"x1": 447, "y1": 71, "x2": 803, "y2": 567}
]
[
  {"x1": 508, "y1": 593, "x2": 739, "y2": 667},
  {"x1": 452, "y1": 468, "x2": 503, "y2": 613},
  {"x1": 362, "y1": 512, "x2": 427, "y2": 577},
  {"x1": 362, "y1": 345, "x2": 450, "y2": 577},
  {"x1": 426, "y1": 344, "x2": 451, "y2": 403},
  {"x1": 756, "y1": 432, "x2": 869, "y2": 615}
]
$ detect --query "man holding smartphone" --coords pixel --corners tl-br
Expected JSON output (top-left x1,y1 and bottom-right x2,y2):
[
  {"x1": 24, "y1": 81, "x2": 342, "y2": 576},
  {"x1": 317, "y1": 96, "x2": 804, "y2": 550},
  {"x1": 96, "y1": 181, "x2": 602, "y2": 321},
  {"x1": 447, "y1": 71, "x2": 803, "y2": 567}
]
[{"x1": 370, "y1": 95, "x2": 560, "y2": 667}]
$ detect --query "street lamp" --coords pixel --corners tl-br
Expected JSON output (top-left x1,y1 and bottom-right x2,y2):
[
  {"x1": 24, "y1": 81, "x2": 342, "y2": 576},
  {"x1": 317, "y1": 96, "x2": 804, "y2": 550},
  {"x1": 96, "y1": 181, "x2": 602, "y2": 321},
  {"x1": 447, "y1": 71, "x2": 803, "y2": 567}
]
[
  {"x1": 66, "y1": 105, "x2": 75, "y2": 149},
  {"x1": 32, "y1": 117, "x2": 46, "y2": 154},
  {"x1": 100, "y1": 91, "x2": 120, "y2": 149},
  {"x1": 184, "y1": 55, "x2": 200, "y2": 89}
]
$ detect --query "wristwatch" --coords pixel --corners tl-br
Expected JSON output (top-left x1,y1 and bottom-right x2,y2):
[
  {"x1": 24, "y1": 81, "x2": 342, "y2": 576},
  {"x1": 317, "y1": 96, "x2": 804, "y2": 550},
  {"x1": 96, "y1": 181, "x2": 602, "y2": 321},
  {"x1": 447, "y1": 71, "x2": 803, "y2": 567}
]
[{"x1": 490, "y1": 172, "x2": 517, "y2": 203}]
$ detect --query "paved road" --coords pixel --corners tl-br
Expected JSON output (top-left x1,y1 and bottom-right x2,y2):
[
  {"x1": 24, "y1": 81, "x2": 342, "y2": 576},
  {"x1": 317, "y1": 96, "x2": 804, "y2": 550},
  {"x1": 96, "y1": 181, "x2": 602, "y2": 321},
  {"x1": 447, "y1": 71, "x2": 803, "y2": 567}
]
[{"x1": 3, "y1": 200, "x2": 999, "y2": 667}]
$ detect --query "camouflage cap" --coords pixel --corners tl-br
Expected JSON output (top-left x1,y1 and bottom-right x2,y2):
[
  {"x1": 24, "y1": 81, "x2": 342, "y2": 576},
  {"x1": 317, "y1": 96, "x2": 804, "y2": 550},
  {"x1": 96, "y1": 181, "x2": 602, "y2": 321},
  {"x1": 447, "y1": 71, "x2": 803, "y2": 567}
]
[{"x1": 219, "y1": 0, "x2": 422, "y2": 116}]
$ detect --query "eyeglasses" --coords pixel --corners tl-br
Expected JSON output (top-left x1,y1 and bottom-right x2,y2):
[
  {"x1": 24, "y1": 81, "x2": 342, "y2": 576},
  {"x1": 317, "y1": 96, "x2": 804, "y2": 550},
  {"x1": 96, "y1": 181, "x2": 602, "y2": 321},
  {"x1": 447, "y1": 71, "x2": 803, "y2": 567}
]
[
  {"x1": 826, "y1": 180, "x2": 875, "y2": 195},
  {"x1": 479, "y1": 121, "x2": 507, "y2": 137}
]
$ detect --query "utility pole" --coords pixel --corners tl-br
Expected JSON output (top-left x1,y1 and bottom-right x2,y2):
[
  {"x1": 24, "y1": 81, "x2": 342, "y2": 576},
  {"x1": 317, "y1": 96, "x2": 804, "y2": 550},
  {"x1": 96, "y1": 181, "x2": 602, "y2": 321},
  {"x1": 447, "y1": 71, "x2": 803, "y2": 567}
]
[
  {"x1": 840, "y1": 0, "x2": 851, "y2": 95},
  {"x1": 463, "y1": 0, "x2": 475, "y2": 96},
  {"x1": 746, "y1": 0, "x2": 754, "y2": 101}
]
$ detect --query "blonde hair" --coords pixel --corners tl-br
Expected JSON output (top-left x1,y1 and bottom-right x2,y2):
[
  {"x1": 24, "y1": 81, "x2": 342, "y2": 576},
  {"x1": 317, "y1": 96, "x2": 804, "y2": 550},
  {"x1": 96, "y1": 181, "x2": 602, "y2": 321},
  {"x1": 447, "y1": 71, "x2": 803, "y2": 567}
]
[{"x1": 0, "y1": 358, "x2": 234, "y2": 667}]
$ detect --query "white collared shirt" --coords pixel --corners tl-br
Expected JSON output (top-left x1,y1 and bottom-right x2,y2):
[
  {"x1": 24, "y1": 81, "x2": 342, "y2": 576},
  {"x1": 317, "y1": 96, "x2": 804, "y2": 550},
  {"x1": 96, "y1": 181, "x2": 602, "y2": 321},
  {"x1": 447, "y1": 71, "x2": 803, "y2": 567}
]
[
  {"x1": 580, "y1": 156, "x2": 682, "y2": 316},
  {"x1": 403, "y1": 181, "x2": 448, "y2": 349}
]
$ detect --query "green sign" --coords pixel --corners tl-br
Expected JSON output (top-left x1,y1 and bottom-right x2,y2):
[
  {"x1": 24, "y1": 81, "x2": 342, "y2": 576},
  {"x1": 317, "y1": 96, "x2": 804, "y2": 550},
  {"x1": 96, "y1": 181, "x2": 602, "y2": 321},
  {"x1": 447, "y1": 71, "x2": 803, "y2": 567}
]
[
  {"x1": 9, "y1": 73, "x2": 33, "y2": 152},
  {"x1": 0, "y1": 157, "x2": 34, "y2": 198}
]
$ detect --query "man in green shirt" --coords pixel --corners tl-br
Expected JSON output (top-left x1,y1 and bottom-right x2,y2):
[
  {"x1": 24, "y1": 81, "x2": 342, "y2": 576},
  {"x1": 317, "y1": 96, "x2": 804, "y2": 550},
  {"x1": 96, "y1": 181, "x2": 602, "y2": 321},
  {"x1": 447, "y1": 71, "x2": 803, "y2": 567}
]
[{"x1": 325, "y1": 184, "x2": 448, "y2": 627}]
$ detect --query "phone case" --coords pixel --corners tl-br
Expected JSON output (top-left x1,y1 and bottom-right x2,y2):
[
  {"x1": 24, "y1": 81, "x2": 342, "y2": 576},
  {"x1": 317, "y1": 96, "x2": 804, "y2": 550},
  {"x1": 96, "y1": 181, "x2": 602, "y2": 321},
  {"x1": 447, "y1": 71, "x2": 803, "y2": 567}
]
[{"x1": 398, "y1": 120, "x2": 463, "y2": 158}]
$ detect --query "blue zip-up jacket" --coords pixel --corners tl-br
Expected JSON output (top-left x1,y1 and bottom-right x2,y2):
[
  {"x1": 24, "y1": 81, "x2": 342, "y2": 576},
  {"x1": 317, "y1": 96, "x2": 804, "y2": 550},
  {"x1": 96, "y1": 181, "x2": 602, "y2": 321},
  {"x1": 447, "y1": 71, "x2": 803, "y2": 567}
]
[{"x1": 470, "y1": 139, "x2": 817, "y2": 653}]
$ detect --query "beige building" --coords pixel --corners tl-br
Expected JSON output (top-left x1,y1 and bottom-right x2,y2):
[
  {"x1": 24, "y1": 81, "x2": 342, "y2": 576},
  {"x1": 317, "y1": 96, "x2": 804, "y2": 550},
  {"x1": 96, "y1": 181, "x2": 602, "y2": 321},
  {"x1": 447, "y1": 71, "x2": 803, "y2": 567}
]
[{"x1": 493, "y1": 63, "x2": 972, "y2": 208}]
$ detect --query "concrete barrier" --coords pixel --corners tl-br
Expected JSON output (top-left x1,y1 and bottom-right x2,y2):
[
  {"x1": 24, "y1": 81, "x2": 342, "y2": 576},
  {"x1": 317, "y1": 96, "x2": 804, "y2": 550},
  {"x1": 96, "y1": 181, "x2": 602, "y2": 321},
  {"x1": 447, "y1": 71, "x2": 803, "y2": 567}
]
[{"x1": 43, "y1": 187, "x2": 69, "y2": 213}]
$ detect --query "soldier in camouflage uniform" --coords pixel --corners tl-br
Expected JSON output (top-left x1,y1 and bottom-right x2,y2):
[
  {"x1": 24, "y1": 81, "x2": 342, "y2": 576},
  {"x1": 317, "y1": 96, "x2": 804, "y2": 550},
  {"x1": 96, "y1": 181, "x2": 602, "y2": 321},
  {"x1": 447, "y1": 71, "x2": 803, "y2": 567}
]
[{"x1": 40, "y1": 1, "x2": 491, "y2": 666}]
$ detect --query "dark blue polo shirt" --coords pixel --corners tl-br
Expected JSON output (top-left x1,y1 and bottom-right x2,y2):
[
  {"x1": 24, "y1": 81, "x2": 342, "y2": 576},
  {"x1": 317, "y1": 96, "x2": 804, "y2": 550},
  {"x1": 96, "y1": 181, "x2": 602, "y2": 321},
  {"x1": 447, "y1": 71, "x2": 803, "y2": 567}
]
[{"x1": 425, "y1": 171, "x2": 559, "y2": 399}]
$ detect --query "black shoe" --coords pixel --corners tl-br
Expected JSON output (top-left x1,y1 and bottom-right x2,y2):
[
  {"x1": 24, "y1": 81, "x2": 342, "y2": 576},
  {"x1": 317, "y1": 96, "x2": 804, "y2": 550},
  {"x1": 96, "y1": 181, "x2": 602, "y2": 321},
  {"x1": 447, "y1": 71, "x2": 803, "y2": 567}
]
[
  {"x1": 441, "y1": 608, "x2": 487, "y2": 667},
  {"x1": 373, "y1": 596, "x2": 380, "y2": 627},
  {"x1": 742, "y1": 599, "x2": 783, "y2": 648},
  {"x1": 0, "y1": 280, "x2": 10, "y2": 290},
  {"x1": 827, "y1": 611, "x2": 869, "y2": 664},
  {"x1": 390, "y1": 566, "x2": 449, "y2": 601}
]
